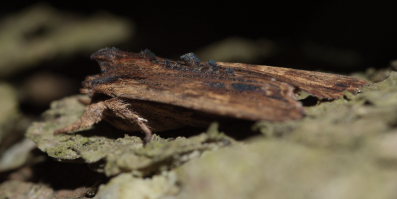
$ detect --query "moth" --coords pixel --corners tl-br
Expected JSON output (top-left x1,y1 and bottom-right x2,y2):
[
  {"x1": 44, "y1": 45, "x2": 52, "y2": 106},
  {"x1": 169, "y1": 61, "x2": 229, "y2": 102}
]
[{"x1": 55, "y1": 47, "x2": 367, "y2": 142}]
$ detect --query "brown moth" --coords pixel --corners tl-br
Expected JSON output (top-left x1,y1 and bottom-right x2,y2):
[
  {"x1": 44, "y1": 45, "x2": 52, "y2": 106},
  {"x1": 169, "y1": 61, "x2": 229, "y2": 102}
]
[{"x1": 55, "y1": 47, "x2": 368, "y2": 142}]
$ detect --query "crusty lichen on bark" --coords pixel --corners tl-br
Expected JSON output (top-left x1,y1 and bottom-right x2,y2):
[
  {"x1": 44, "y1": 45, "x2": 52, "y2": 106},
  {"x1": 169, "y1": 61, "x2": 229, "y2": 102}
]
[{"x1": 26, "y1": 96, "x2": 232, "y2": 176}]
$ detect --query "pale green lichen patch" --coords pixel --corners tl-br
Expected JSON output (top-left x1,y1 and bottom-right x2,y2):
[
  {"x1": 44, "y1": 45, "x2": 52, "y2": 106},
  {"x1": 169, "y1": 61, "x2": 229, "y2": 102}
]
[
  {"x1": 0, "y1": 181, "x2": 56, "y2": 199},
  {"x1": 26, "y1": 96, "x2": 232, "y2": 176},
  {"x1": 0, "y1": 83, "x2": 18, "y2": 125},
  {"x1": 176, "y1": 138, "x2": 397, "y2": 199},
  {"x1": 0, "y1": 83, "x2": 20, "y2": 138},
  {"x1": 95, "y1": 172, "x2": 179, "y2": 199},
  {"x1": 255, "y1": 71, "x2": 397, "y2": 149},
  {"x1": 0, "y1": 180, "x2": 93, "y2": 199},
  {"x1": 0, "y1": 4, "x2": 133, "y2": 77},
  {"x1": 0, "y1": 83, "x2": 31, "y2": 172},
  {"x1": 0, "y1": 83, "x2": 19, "y2": 151}
]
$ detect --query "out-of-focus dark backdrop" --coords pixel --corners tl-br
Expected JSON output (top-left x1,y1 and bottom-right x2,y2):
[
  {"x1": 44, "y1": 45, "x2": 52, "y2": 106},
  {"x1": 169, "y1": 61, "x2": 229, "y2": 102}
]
[{"x1": 1, "y1": 1, "x2": 396, "y2": 115}]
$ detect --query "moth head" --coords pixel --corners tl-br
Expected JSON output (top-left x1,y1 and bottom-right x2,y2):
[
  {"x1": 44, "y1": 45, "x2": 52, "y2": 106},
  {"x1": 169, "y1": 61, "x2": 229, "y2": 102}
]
[{"x1": 91, "y1": 47, "x2": 129, "y2": 72}]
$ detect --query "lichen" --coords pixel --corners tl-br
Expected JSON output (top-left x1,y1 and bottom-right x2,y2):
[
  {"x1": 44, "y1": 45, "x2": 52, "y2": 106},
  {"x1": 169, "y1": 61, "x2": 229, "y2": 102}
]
[
  {"x1": 0, "y1": 83, "x2": 18, "y2": 125},
  {"x1": 26, "y1": 96, "x2": 232, "y2": 176},
  {"x1": 24, "y1": 70, "x2": 397, "y2": 198},
  {"x1": 176, "y1": 138, "x2": 397, "y2": 199},
  {"x1": 0, "y1": 83, "x2": 31, "y2": 172},
  {"x1": 0, "y1": 4, "x2": 133, "y2": 77},
  {"x1": 95, "y1": 172, "x2": 179, "y2": 199},
  {"x1": 0, "y1": 181, "x2": 55, "y2": 199},
  {"x1": 0, "y1": 83, "x2": 19, "y2": 147},
  {"x1": 254, "y1": 71, "x2": 397, "y2": 149},
  {"x1": 0, "y1": 180, "x2": 93, "y2": 199}
]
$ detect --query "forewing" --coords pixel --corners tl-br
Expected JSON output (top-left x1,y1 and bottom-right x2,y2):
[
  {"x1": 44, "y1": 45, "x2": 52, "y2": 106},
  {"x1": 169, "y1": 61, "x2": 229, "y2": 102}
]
[
  {"x1": 86, "y1": 48, "x2": 366, "y2": 122},
  {"x1": 218, "y1": 62, "x2": 368, "y2": 99},
  {"x1": 90, "y1": 74, "x2": 305, "y2": 122}
]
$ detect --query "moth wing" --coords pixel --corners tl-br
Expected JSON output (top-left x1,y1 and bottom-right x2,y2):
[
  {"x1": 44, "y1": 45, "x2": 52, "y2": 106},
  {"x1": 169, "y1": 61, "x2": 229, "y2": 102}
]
[
  {"x1": 218, "y1": 62, "x2": 368, "y2": 99},
  {"x1": 91, "y1": 77, "x2": 305, "y2": 121}
]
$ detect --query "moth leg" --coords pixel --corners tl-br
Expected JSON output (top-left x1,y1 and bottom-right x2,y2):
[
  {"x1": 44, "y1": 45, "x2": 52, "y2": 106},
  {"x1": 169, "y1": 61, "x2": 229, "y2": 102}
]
[
  {"x1": 55, "y1": 101, "x2": 107, "y2": 134},
  {"x1": 105, "y1": 98, "x2": 153, "y2": 143},
  {"x1": 55, "y1": 97, "x2": 153, "y2": 142}
]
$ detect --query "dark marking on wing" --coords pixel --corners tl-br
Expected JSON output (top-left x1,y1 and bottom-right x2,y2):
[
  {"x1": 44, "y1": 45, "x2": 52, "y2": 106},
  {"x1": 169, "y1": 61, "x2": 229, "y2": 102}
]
[
  {"x1": 83, "y1": 48, "x2": 367, "y2": 122},
  {"x1": 90, "y1": 75, "x2": 124, "y2": 85},
  {"x1": 208, "y1": 82, "x2": 226, "y2": 89},
  {"x1": 335, "y1": 82, "x2": 349, "y2": 88},
  {"x1": 231, "y1": 83, "x2": 261, "y2": 92},
  {"x1": 217, "y1": 62, "x2": 368, "y2": 99}
]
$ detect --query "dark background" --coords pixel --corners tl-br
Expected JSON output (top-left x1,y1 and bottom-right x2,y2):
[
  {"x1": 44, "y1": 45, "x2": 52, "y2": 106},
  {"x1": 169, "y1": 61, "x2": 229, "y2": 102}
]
[
  {"x1": 3, "y1": 1, "x2": 396, "y2": 71},
  {"x1": 2, "y1": 1, "x2": 396, "y2": 114}
]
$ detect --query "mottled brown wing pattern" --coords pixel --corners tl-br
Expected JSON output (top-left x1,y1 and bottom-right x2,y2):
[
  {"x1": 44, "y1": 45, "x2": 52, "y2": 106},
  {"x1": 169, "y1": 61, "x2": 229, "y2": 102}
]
[
  {"x1": 218, "y1": 62, "x2": 368, "y2": 99},
  {"x1": 91, "y1": 73, "x2": 305, "y2": 121},
  {"x1": 54, "y1": 48, "x2": 369, "y2": 142},
  {"x1": 85, "y1": 47, "x2": 367, "y2": 122}
]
